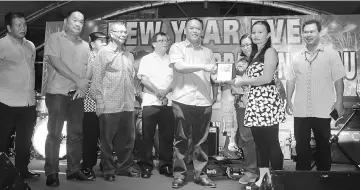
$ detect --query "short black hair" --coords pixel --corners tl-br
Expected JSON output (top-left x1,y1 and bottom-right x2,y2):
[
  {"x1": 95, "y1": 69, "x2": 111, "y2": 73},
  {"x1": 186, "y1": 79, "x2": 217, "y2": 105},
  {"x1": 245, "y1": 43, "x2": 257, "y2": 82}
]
[
  {"x1": 89, "y1": 32, "x2": 108, "y2": 42},
  {"x1": 64, "y1": 10, "x2": 83, "y2": 20},
  {"x1": 5, "y1": 12, "x2": 25, "y2": 28},
  {"x1": 185, "y1": 17, "x2": 203, "y2": 29},
  {"x1": 302, "y1": 19, "x2": 322, "y2": 32},
  {"x1": 151, "y1": 32, "x2": 168, "y2": 43}
]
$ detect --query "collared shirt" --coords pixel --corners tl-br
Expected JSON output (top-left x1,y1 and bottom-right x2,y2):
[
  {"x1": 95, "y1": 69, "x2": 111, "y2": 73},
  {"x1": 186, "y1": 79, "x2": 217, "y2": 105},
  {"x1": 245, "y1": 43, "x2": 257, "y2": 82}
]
[
  {"x1": 91, "y1": 44, "x2": 135, "y2": 114},
  {"x1": 0, "y1": 34, "x2": 36, "y2": 107},
  {"x1": 286, "y1": 44, "x2": 346, "y2": 118},
  {"x1": 137, "y1": 52, "x2": 173, "y2": 107},
  {"x1": 84, "y1": 51, "x2": 97, "y2": 112},
  {"x1": 44, "y1": 30, "x2": 89, "y2": 95},
  {"x1": 169, "y1": 39, "x2": 214, "y2": 106}
]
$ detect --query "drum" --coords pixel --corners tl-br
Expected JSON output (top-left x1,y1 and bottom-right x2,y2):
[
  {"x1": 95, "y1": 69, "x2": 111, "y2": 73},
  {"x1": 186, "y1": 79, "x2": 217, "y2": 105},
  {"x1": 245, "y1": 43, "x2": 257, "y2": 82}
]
[{"x1": 32, "y1": 117, "x2": 67, "y2": 159}]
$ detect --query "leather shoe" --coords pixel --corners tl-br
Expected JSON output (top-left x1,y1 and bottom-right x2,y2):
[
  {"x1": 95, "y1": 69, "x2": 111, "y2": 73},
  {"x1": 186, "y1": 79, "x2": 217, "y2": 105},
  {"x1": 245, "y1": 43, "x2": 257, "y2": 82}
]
[
  {"x1": 172, "y1": 178, "x2": 186, "y2": 189},
  {"x1": 116, "y1": 170, "x2": 140, "y2": 178},
  {"x1": 46, "y1": 173, "x2": 59, "y2": 187},
  {"x1": 159, "y1": 166, "x2": 173, "y2": 177},
  {"x1": 194, "y1": 177, "x2": 217, "y2": 188},
  {"x1": 21, "y1": 171, "x2": 40, "y2": 179},
  {"x1": 82, "y1": 168, "x2": 96, "y2": 179},
  {"x1": 67, "y1": 170, "x2": 95, "y2": 181},
  {"x1": 141, "y1": 168, "x2": 152, "y2": 178},
  {"x1": 103, "y1": 174, "x2": 116, "y2": 181}
]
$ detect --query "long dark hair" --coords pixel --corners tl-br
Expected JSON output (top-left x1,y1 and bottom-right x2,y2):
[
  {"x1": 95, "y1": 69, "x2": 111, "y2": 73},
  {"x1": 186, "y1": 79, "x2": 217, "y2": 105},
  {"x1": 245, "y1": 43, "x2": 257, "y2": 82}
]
[{"x1": 248, "y1": 21, "x2": 272, "y2": 65}]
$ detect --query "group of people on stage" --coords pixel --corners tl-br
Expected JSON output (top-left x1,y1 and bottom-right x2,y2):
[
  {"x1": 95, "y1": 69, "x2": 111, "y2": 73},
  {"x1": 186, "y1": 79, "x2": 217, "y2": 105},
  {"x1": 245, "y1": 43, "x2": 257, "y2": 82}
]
[{"x1": 0, "y1": 9, "x2": 346, "y2": 190}]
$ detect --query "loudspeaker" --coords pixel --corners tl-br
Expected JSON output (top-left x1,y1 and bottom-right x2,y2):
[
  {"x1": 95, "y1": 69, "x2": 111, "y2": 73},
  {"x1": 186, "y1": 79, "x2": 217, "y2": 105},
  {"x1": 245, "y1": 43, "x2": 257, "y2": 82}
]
[
  {"x1": 206, "y1": 126, "x2": 219, "y2": 156},
  {"x1": 271, "y1": 170, "x2": 360, "y2": 190},
  {"x1": 0, "y1": 152, "x2": 32, "y2": 190}
]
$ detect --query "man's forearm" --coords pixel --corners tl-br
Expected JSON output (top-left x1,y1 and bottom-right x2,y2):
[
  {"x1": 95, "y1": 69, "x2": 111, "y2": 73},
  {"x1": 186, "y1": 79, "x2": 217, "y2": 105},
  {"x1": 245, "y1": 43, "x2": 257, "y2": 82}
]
[
  {"x1": 212, "y1": 84, "x2": 218, "y2": 100},
  {"x1": 164, "y1": 83, "x2": 173, "y2": 94},
  {"x1": 173, "y1": 62, "x2": 205, "y2": 73},
  {"x1": 48, "y1": 55, "x2": 80, "y2": 83},
  {"x1": 141, "y1": 76, "x2": 159, "y2": 94},
  {"x1": 334, "y1": 78, "x2": 344, "y2": 102},
  {"x1": 286, "y1": 80, "x2": 296, "y2": 102}
]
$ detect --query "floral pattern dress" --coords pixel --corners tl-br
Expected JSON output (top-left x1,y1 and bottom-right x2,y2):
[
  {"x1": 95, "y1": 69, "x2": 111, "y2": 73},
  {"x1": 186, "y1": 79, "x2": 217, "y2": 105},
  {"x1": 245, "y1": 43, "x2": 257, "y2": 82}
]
[{"x1": 244, "y1": 55, "x2": 286, "y2": 127}]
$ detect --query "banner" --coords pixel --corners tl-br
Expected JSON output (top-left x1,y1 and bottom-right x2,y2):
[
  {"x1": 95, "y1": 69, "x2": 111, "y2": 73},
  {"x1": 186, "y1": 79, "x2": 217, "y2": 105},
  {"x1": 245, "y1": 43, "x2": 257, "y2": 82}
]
[{"x1": 42, "y1": 15, "x2": 360, "y2": 148}]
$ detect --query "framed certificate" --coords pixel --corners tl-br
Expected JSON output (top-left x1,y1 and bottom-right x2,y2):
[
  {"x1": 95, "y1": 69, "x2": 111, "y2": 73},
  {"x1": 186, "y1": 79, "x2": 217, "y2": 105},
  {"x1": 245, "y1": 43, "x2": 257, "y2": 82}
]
[{"x1": 216, "y1": 62, "x2": 234, "y2": 82}]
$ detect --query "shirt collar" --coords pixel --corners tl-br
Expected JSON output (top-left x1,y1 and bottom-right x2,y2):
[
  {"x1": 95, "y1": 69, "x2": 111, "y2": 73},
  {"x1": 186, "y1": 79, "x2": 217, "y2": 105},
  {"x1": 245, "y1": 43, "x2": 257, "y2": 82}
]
[
  {"x1": 301, "y1": 44, "x2": 325, "y2": 55},
  {"x1": 6, "y1": 34, "x2": 26, "y2": 45},
  {"x1": 152, "y1": 52, "x2": 168, "y2": 59},
  {"x1": 61, "y1": 30, "x2": 82, "y2": 43},
  {"x1": 185, "y1": 39, "x2": 203, "y2": 49},
  {"x1": 108, "y1": 41, "x2": 125, "y2": 53}
]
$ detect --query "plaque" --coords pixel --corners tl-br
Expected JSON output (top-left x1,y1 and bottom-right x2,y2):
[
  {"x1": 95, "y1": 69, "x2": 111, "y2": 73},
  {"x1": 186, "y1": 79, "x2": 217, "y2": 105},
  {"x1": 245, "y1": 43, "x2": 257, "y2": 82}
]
[{"x1": 216, "y1": 62, "x2": 233, "y2": 83}]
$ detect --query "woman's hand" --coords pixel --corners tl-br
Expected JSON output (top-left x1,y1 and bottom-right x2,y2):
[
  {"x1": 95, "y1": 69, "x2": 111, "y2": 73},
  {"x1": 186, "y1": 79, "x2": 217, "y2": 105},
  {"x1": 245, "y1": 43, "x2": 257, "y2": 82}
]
[{"x1": 231, "y1": 76, "x2": 244, "y2": 87}]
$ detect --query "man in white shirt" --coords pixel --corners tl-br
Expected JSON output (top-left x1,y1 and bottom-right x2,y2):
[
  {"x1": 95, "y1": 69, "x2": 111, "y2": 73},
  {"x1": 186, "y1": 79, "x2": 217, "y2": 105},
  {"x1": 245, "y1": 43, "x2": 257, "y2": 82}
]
[
  {"x1": 0, "y1": 12, "x2": 40, "y2": 180},
  {"x1": 137, "y1": 32, "x2": 174, "y2": 179},
  {"x1": 169, "y1": 17, "x2": 218, "y2": 189}
]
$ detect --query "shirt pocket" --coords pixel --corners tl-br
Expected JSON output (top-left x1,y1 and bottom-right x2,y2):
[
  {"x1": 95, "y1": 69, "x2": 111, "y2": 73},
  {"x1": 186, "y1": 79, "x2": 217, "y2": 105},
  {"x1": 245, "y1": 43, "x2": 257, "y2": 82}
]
[{"x1": 75, "y1": 49, "x2": 89, "y2": 66}]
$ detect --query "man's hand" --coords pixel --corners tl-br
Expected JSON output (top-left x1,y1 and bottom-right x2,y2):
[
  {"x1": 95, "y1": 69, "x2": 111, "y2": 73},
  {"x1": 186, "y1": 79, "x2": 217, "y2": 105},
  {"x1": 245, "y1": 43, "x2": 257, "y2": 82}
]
[
  {"x1": 332, "y1": 101, "x2": 345, "y2": 118},
  {"x1": 157, "y1": 89, "x2": 169, "y2": 100},
  {"x1": 204, "y1": 64, "x2": 217, "y2": 74},
  {"x1": 96, "y1": 104, "x2": 105, "y2": 116},
  {"x1": 72, "y1": 88, "x2": 86, "y2": 100},
  {"x1": 286, "y1": 101, "x2": 293, "y2": 115},
  {"x1": 76, "y1": 78, "x2": 90, "y2": 93},
  {"x1": 155, "y1": 91, "x2": 164, "y2": 100},
  {"x1": 161, "y1": 97, "x2": 168, "y2": 106}
]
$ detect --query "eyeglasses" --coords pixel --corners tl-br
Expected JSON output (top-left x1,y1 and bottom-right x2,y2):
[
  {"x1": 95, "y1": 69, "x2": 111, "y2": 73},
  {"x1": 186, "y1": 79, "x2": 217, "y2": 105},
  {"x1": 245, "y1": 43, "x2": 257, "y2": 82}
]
[
  {"x1": 111, "y1": 30, "x2": 127, "y2": 35},
  {"x1": 240, "y1": 44, "x2": 252, "y2": 48},
  {"x1": 156, "y1": 39, "x2": 170, "y2": 43}
]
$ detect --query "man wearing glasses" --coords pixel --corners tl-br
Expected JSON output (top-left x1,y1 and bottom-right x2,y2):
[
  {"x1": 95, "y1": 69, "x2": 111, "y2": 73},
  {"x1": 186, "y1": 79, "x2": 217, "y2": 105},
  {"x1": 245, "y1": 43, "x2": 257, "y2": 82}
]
[
  {"x1": 91, "y1": 22, "x2": 140, "y2": 181},
  {"x1": 137, "y1": 32, "x2": 174, "y2": 179}
]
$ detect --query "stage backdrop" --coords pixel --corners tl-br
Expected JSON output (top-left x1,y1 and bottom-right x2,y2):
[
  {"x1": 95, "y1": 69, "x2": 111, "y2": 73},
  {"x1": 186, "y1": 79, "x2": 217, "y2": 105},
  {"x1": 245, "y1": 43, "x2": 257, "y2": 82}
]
[{"x1": 42, "y1": 15, "x2": 360, "y2": 150}]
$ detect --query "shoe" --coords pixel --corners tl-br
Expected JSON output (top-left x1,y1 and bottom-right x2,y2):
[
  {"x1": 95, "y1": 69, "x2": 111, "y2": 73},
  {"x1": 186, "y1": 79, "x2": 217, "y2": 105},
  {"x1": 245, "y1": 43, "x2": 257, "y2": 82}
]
[
  {"x1": 103, "y1": 174, "x2": 116, "y2": 181},
  {"x1": 194, "y1": 176, "x2": 217, "y2": 188},
  {"x1": 116, "y1": 170, "x2": 140, "y2": 177},
  {"x1": 159, "y1": 165, "x2": 173, "y2": 177},
  {"x1": 248, "y1": 173, "x2": 274, "y2": 190},
  {"x1": 67, "y1": 170, "x2": 95, "y2": 181},
  {"x1": 46, "y1": 173, "x2": 59, "y2": 187},
  {"x1": 82, "y1": 168, "x2": 96, "y2": 179},
  {"x1": 21, "y1": 171, "x2": 40, "y2": 179},
  {"x1": 141, "y1": 168, "x2": 152, "y2": 178},
  {"x1": 172, "y1": 178, "x2": 186, "y2": 189},
  {"x1": 239, "y1": 172, "x2": 258, "y2": 184}
]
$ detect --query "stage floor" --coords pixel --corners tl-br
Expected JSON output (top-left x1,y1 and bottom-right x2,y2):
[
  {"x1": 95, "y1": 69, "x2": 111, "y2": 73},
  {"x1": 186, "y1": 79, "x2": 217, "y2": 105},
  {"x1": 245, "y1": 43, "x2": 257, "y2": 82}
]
[{"x1": 24, "y1": 159, "x2": 357, "y2": 190}]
